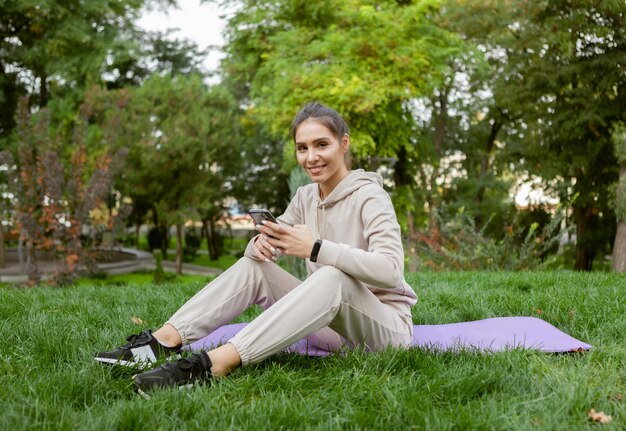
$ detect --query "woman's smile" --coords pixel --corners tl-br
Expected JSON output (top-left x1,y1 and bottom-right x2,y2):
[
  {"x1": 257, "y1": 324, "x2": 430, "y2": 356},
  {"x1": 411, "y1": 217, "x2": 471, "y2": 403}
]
[{"x1": 307, "y1": 164, "x2": 327, "y2": 175}]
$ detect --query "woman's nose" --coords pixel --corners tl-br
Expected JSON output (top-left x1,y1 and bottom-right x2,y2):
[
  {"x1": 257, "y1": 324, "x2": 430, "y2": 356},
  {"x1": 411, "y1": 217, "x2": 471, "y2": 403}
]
[{"x1": 308, "y1": 149, "x2": 319, "y2": 161}]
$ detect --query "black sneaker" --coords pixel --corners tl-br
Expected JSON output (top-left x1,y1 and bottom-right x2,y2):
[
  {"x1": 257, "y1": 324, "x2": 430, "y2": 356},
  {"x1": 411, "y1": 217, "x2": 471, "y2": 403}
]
[
  {"x1": 133, "y1": 352, "x2": 213, "y2": 396},
  {"x1": 94, "y1": 329, "x2": 179, "y2": 368}
]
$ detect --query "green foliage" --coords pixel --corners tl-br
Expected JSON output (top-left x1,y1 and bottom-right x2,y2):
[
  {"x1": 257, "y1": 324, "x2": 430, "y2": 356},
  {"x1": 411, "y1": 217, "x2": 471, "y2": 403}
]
[
  {"x1": 0, "y1": 0, "x2": 166, "y2": 137},
  {"x1": 1, "y1": 272, "x2": 625, "y2": 428},
  {"x1": 220, "y1": 0, "x2": 462, "y2": 160},
  {"x1": 612, "y1": 124, "x2": 626, "y2": 221},
  {"x1": 434, "y1": 0, "x2": 626, "y2": 270},
  {"x1": 286, "y1": 166, "x2": 311, "y2": 201},
  {"x1": 151, "y1": 249, "x2": 174, "y2": 284},
  {"x1": 0, "y1": 97, "x2": 128, "y2": 285},
  {"x1": 416, "y1": 207, "x2": 568, "y2": 271},
  {"x1": 146, "y1": 226, "x2": 168, "y2": 252},
  {"x1": 84, "y1": 76, "x2": 244, "y2": 263},
  {"x1": 278, "y1": 166, "x2": 312, "y2": 279},
  {"x1": 183, "y1": 229, "x2": 202, "y2": 262}
]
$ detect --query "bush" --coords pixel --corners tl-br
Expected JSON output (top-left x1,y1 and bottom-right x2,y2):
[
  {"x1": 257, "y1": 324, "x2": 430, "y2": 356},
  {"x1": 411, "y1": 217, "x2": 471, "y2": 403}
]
[
  {"x1": 183, "y1": 229, "x2": 201, "y2": 262},
  {"x1": 120, "y1": 233, "x2": 136, "y2": 248},
  {"x1": 414, "y1": 207, "x2": 568, "y2": 271},
  {"x1": 152, "y1": 250, "x2": 174, "y2": 284},
  {"x1": 147, "y1": 226, "x2": 171, "y2": 252}
]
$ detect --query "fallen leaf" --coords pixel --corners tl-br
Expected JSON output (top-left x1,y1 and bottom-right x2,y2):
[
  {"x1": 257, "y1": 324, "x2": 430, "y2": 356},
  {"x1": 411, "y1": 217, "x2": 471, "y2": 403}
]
[
  {"x1": 588, "y1": 408, "x2": 612, "y2": 424},
  {"x1": 536, "y1": 309, "x2": 542, "y2": 315},
  {"x1": 131, "y1": 316, "x2": 145, "y2": 325}
]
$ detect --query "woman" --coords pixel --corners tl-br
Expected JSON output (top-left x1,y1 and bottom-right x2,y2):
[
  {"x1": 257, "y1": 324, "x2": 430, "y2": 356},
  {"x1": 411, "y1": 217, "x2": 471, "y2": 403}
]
[{"x1": 95, "y1": 102, "x2": 418, "y2": 394}]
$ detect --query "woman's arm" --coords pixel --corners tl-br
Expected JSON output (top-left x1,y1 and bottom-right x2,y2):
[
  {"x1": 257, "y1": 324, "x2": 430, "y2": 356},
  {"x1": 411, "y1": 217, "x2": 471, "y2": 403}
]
[
  {"x1": 260, "y1": 186, "x2": 405, "y2": 288},
  {"x1": 314, "y1": 187, "x2": 405, "y2": 288}
]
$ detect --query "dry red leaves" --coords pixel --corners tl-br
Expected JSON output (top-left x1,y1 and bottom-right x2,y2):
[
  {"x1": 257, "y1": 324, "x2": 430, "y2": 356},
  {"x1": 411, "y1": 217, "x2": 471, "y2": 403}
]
[{"x1": 588, "y1": 408, "x2": 612, "y2": 424}]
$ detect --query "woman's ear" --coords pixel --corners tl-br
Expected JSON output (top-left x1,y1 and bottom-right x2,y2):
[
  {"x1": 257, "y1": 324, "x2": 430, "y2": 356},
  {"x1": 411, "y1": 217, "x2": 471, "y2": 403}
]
[{"x1": 342, "y1": 133, "x2": 350, "y2": 152}]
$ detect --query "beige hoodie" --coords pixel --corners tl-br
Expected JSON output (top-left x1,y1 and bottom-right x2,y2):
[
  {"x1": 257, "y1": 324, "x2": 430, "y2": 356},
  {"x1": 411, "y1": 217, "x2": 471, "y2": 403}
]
[{"x1": 245, "y1": 169, "x2": 417, "y2": 317}]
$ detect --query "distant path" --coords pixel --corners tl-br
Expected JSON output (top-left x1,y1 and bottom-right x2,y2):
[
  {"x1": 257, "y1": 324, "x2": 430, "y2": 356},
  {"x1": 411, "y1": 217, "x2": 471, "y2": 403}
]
[{"x1": 0, "y1": 248, "x2": 222, "y2": 283}]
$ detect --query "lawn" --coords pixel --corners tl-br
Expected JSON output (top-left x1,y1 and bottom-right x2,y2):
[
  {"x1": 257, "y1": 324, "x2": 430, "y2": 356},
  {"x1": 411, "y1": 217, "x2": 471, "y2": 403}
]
[{"x1": 0, "y1": 271, "x2": 624, "y2": 429}]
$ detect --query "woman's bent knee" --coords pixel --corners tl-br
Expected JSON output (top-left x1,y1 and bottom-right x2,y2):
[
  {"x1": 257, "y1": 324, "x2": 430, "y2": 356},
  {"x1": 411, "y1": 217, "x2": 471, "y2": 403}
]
[{"x1": 308, "y1": 265, "x2": 346, "y2": 281}]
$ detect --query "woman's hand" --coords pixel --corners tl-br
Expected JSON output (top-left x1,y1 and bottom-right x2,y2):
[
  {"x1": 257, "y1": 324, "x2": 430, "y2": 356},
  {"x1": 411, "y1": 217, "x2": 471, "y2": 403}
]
[
  {"x1": 252, "y1": 227, "x2": 280, "y2": 262},
  {"x1": 258, "y1": 221, "x2": 315, "y2": 260}
]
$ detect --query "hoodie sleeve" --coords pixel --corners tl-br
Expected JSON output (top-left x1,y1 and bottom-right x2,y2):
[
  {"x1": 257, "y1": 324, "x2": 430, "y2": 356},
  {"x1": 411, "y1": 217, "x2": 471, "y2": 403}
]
[
  {"x1": 243, "y1": 188, "x2": 303, "y2": 260},
  {"x1": 314, "y1": 185, "x2": 405, "y2": 288}
]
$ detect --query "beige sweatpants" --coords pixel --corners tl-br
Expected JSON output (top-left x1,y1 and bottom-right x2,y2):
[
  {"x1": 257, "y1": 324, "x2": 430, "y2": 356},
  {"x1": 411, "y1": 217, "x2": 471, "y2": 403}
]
[{"x1": 167, "y1": 257, "x2": 413, "y2": 366}]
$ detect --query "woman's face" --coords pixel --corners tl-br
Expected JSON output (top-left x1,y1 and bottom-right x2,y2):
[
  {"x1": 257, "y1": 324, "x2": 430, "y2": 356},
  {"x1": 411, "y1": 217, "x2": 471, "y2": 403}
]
[{"x1": 294, "y1": 119, "x2": 349, "y2": 191}]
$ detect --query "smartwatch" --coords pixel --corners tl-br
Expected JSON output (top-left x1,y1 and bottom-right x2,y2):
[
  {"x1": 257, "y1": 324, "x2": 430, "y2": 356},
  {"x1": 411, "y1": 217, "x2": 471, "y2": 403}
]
[{"x1": 310, "y1": 239, "x2": 323, "y2": 262}]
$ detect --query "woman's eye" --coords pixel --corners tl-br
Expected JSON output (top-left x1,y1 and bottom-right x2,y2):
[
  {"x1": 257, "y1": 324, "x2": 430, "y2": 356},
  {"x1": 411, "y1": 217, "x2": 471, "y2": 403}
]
[{"x1": 296, "y1": 146, "x2": 306, "y2": 152}]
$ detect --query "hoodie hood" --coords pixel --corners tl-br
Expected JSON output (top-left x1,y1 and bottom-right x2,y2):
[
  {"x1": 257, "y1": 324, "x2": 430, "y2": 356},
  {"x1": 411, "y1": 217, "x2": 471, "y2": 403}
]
[
  {"x1": 316, "y1": 169, "x2": 383, "y2": 208},
  {"x1": 313, "y1": 169, "x2": 383, "y2": 239}
]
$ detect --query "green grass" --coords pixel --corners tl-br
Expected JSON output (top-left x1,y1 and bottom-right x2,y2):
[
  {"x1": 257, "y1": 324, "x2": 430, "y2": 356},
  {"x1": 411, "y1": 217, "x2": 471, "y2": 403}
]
[
  {"x1": 1, "y1": 271, "x2": 625, "y2": 429},
  {"x1": 132, "y1": 234, "x2": 249, "y2": 270},
  {"x1": 186, "y1": 252, "x2": 240, "y2": 271},
  {"x1": 76, "y1": 271, "x2": 215, "y2": 287}
]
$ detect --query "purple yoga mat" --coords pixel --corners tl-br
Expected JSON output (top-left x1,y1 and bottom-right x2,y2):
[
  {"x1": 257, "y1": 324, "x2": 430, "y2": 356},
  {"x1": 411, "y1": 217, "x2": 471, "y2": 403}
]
[{"x1": 184, "y1": 316, "x2": 592, "y2": 356}]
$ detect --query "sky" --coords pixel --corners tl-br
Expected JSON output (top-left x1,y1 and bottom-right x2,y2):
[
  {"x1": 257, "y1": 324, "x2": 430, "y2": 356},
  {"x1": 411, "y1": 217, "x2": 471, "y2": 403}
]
[{"x1": 136, "y1": 0, "x2": 227, "y2": 77}]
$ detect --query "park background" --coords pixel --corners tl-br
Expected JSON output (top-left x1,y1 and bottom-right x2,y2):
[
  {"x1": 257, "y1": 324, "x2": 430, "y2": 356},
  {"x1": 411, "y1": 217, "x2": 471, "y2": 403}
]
[
  {"x1": 0, "y1": 1, "x2": 625, "y2": 429},
  {"x1": 1, "y1": 0, "x2": 625, "y2": 283}
]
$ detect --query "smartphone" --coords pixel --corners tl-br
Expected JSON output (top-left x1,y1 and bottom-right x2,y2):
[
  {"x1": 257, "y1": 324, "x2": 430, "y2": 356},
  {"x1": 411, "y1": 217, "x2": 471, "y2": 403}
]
[{"x1": 248, "y1": 209, "x2": 278, "y2": 226}]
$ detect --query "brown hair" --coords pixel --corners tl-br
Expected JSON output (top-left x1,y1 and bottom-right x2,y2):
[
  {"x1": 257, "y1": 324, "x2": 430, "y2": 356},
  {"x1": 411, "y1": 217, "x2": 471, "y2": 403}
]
[{"x1": 290, "y1": 102, "x2": 352, "y2": 169}]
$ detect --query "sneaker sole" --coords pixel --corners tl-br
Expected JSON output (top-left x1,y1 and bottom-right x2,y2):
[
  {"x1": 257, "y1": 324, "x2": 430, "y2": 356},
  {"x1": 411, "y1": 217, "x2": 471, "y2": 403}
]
[
  {"x1": 94, "y1": 356, "x2": 152, "y2": 368},
  {"x1": 132, "y1": 375, "x2": 193, "y2": 399}
]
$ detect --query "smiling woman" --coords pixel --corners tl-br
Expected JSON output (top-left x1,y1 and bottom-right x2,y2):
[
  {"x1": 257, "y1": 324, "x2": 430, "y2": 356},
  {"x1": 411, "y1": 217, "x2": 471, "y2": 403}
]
[
  {"x1": 292, "y1": 103, "x2": 352, "y2": 200},
  {"x1": 94, "y1": 102, "x2": 418, "y2": 396}
]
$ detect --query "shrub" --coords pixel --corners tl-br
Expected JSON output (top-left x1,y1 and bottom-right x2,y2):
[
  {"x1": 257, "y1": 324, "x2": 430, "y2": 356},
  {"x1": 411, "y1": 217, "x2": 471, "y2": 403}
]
[
  {"x1": 152, "y1": 250, "x2": 174, "y2": 284},
  {"x1": 147, "y1": 227, "x2": 163, "y2": 251},
  {"x1": 414, "y1": 207, "x2": 568, "y2": 271},
  {"x1": 183, "y1": 229, "x2": 201, "y2": 262}
]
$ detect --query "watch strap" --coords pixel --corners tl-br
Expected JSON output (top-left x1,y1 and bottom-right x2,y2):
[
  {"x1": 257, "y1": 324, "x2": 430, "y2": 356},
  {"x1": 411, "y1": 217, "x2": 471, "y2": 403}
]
[{"x1": 310, "y1": 239, "x2": 322, "y2": 262}]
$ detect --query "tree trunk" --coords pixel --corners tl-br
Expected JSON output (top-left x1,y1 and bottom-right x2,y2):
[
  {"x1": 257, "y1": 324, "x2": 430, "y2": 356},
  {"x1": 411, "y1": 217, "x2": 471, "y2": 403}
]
[
  {"x1": 476, "y1": 119, "x2": 502, "y2": 203},
  {"x1": 209, "y1": 218, "x2": 220, "y2": 260},
  {"x1": 0, "y1": 223, "x2": 4, "y2": 268},
  {"x1": 612, "y1": 163, "x2": 626, "y2": 272},
  {"x1": 135, "y1": 223, "x2": 141, "y2": 248},
  {"x1": 202, "y1": 217, "x2": 221, "y2": 261},
  {"x1": 393, "y1": 146, "x2": 420, "y2": 239},
  {"x1": 175, "y1": 223, "x2": 183, "y2": 275},
  {"x1": 574, "y1": 204, "x2": 594, "y2": 271},
  {"x1": 201, "y1": 219, "x2": 211, "y2": 259},
  {"x1": 37, "y1": 68, "x2": 48, "y2": 107},
  {"x1": 26, "y1": 237, "x2": 40, "y2": 284},
  {"x1": 159, "y1": 223, "x2": 168, "y2": 258},
  {"x1": 612, "y1": 222, "x2": 626, "y2": 272}
]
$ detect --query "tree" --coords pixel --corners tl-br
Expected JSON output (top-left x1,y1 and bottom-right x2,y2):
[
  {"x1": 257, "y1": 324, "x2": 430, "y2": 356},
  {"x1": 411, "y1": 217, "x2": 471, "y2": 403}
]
[
  {"x1": 444, "y1": 0, "x2": 626, "y2": 270},
  {"x1": 215, "y1": 0, "x2": 463, "y2": 232},
  {"x1": 0, "y1": 0, "x2": 182, "y2": 143},
  {"x1": 0, "y1": 0, "x2": 143, "y2": 108},
  {"x1": 88, "y1": 75, "x2": 244, "y2": 273},
  {"x1": 103, "y1": 29, "x2": 210, "y2": 90},
  {"x1": 0, "y1": 97, "x2": 127, "y2": 284}
]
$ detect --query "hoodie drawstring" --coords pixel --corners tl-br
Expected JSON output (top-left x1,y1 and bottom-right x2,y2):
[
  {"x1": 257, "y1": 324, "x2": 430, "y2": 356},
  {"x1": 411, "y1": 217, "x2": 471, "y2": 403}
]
[{"x1": 314, "y1": 201, "x2": 326, "y2": 239}]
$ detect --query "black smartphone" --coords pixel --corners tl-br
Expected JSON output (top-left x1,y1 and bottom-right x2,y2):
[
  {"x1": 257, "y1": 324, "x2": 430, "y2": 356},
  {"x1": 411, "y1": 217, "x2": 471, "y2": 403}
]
[{"x1": 248, "y1": 209, "x2": 278, "y2": 226}]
